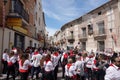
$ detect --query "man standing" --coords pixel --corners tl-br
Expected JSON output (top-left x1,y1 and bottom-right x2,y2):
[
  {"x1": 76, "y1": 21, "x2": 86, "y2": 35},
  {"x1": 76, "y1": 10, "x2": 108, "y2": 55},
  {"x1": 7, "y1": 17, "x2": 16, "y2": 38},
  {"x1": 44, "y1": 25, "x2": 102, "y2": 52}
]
[
  {"x1": 2, "y1": 49, "x2": 8, "y2": 74},
  {"x1": 31, "y1": 49, "x2": 42, "y2": 79}
]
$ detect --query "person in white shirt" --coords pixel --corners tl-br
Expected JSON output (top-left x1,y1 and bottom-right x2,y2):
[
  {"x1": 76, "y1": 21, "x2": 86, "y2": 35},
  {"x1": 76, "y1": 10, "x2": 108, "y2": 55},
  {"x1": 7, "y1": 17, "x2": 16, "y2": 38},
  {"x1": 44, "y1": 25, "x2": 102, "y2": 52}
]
[
  {"x1": 2, "y1": 49, "x2": 9, "y2": 74},
  {"x1": 43, "y1": 54, "x2": 54, "y2": 80},
  {"x1": 6, "y1": 51, "x2": 17, "y2": 80},
  {"x1": 61, "y1": 51, "x2": 69, "y2": 78},
  {"x1": 105, "y1": 55, "x2": 120, "y2": 80},
  {"x1": 75, "y1": 55, "x2": 85, "y2": 80},
  {"x1": 65, "y1": 58, "x2": 77, "y2": 80},
  {"x1": 31, "y1": 49, "x2": 42, "y2": 79},
  {"x1": 51, "y1": 51, "x2": 60, "y2": 80},
  {"x1": 85, "y1": 52, "x2": 95, "y2": 80},
  {"x1": 19, "y1": 53, "x2": 32, "y2": 80}
]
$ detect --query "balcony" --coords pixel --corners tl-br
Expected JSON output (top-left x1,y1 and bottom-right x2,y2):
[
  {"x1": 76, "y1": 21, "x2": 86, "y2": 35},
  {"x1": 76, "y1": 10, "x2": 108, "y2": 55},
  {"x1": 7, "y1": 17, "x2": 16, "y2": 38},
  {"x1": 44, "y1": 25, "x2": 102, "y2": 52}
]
[
  {"x1": 67, "y1": 35, "x2": 75, "y2": 43},
  {"x1": 78, "y1": 34, "x2": 87, "y2": 42},
  {"x1": 7, "y1": 0, "x2": 29, "y2": 26},
  {"x1": 94, "y1": 29, "x2": 107, "y2": 40},
  {"x1": 14, "y1": 0, "x2": 29, "y2": 23}
]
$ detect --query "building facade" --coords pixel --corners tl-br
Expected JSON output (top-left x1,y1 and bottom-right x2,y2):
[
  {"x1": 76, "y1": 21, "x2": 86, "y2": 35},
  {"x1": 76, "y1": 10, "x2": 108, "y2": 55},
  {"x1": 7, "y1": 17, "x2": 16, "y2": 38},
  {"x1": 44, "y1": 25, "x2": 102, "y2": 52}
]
[
  {"x1": 0, "y1": 0, "x2": 46, "y2": 72},
  {"x1": 55, "y1": 0, "x2": 120, "y2": 52},
  {"x1": 54, "y1": 30, "x2": 61, "y2": 48},
  {"x1": 34, "y1": 0, "x2": 46, "y2": 47},
  {"x1": 0, "y1": 0, "x2": 46, "y2": 52}
]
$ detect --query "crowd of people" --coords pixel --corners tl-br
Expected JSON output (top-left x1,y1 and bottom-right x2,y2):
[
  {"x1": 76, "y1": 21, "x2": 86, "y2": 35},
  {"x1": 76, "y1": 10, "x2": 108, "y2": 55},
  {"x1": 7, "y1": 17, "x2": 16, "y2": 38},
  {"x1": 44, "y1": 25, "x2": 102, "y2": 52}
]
[{"x1": 1, "y1": 46, "x2": 120, "y2": 80}]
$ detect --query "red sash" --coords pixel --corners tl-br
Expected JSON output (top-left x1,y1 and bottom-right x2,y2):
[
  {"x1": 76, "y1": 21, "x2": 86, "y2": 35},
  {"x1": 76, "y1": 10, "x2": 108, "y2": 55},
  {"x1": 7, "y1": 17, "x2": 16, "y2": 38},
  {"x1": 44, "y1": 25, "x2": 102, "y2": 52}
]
[
  {"x1": 8, "y1": 62, "x2": 13, "y2": 66},
  {"x1": 54, "y1": 52, "x2": 59, "y2": 56},
  {"x1": 67, "y1": 63, "x2": 72, "y2": 69},
  {"x1": 64, "y1": 53, "x2": 68, "y2": 59}
]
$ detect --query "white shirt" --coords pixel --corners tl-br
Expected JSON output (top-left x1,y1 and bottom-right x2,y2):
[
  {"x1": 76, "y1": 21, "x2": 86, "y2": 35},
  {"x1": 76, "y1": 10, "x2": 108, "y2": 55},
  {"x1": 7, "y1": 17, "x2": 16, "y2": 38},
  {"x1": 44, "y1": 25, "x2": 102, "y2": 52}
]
[
  {"x1": 19, "y1": 59, "x2": 32, "y2": 71},
  {"x1": 51, "y1": 53, "x2": 60, "y2": 68},
  {"x1": 105, "y1": 64, "x2": 120, "y2": 80},
  {"x1": 31, "y1": 53, "x2": 42, "y2": 67},
  {"x1": 44, "y1": 60, "x2": 54, "y2": 72},
  {"x1": 2, "y1": 53, "x2": 8, "y2": 61},
  {"x1": 85, "y1": 57, "x2": 95, "y2": 68},
  {"x1": 7, "y1": 55, "x2": 16, "y2": 65},
  {"x1": 75, "y1": 60, "x2": 84, "y2": 75},
  {"x1": 65, "y1": 63, "x2": 76, "y2": 77}
]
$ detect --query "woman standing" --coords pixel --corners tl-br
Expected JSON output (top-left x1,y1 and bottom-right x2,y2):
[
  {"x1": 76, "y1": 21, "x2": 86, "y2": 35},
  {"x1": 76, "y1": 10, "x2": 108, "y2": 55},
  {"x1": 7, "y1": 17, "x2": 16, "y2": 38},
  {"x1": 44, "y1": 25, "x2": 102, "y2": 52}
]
[
  {"x1": 6, "y1": 50, "x2": 17, "y2": 80},
  {"x1": 43, "y1": 54, "x2": 54, "y2": 80},
  {"x1": 19, "y1": 53, "x2": 32, "y2": 80}
]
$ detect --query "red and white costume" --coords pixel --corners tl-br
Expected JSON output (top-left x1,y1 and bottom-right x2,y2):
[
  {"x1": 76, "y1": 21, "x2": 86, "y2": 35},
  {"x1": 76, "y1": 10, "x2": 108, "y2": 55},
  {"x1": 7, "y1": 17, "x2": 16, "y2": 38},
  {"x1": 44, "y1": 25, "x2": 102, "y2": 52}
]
[
  {"x1": 75, "y1": 57, "x2": 85, "y2": 75},
  {"x1": 85, "y1": 56, "x2": 95, "y2": 69},
  {"x1": 44, "y1": 60, "x2": 54, "y2": 72},
  {"x1": 7, "y1": 55, "x2": 16, "y2": 66},
  {"x1": 105, "y1": 64, "x2": 120, "y2": 80},
  {"x1": 19, "y1": 59, "x2": 32, "y2": 73},
  {"x1": 61, "y1": 52, "x2": 68, "y2": 62},
  {"x1": 31, "y1": 51, "x2": 42, "y2": 67},
  {"x1": 51, "y1": 52, "x2": 60, "y2": 68},
  {"x1": 65, "y1": 63, "x2": 77, "y2": 78}
]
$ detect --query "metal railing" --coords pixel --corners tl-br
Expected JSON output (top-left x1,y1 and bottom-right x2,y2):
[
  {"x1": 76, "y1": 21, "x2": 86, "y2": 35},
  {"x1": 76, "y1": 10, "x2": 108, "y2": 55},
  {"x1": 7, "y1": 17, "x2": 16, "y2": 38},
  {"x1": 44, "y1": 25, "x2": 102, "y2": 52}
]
[
  {"x1": 14, "y1": 0, "x2": 29, "y2": 23},
  {"x1": 94, "y1": 29, "x2": 106, "y2": 36}
]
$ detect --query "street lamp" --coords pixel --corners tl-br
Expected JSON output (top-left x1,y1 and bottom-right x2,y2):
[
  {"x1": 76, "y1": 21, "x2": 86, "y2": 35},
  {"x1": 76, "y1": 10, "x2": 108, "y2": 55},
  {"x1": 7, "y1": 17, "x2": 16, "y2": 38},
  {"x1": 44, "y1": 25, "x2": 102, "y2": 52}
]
[{"x1": 0, "y1": 0, "x2": 8, "y2": 75}]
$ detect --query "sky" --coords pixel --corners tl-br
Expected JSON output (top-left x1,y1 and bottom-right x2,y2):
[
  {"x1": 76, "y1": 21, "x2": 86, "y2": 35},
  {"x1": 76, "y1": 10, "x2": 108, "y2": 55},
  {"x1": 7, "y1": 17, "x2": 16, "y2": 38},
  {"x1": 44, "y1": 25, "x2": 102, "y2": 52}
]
[{"x1": 42, "y1": 0, "x2": 109, "y2": 36}]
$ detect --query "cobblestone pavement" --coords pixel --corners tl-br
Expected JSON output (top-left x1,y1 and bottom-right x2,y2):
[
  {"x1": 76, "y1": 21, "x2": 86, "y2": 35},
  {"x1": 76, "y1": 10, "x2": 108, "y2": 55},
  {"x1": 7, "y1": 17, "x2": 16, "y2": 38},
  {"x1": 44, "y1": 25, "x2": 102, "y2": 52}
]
[
  {"x1": 0, "y1": 67, "x2": 64, "y2": 80},
  {"x1": 57, "y1": 67, "x2": 65, "y2": 80}
]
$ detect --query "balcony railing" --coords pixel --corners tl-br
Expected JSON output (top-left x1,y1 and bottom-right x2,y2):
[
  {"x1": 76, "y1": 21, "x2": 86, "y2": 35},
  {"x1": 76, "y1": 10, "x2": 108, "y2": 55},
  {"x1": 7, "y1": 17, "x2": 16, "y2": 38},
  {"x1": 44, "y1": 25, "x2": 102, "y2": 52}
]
[
  {"x1": 14, "y1": 0, "x2": 29, "y2": 23},
  {"x1": 67, "y1": 35, "x2": 75, "y2": 43},
  {"x1": 78, "y1": 33, "x2": 87, "y2": 41},
  {"x1": 67, "y1": 35, "x2": 74, "y2": 39},
  {"x1": 94, "y1": 29, "x2": 107, "y2": 40}
]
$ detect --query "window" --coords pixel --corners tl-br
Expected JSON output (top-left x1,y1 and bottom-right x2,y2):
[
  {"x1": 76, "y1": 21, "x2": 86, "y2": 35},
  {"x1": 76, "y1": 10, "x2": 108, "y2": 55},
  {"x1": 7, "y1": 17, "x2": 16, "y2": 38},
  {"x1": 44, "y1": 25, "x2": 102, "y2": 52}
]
[
  {"x1": 88, "y1": 24, "x2": 93, "y2": 35},
  {"x1": 70, "y1": 31, "x2": 73, "y2": 38},
  {"x1": 82, "y1": 42, "x2": 86, "y2": 50},
  {"x1": 34, "y1": 43, "x2": 36, "y2": 48},
  {"x1": 98, "y1": 41, "x2": 104, "y2": 51},
  {"x1": 29, "y1": 40, "x2": 32, "y2": 47},
  {"x1": 36, "y1": 12, "x2": 37, "y2": 20},
  {"x1": 82, "y1": 28, "x2": 86, "y2": 37},
  {"x1": 98, "y1": 11, "x2": 102, "y2": 15},
  {"x1": 98, "y1": 21, "x2": 105, "y2": 34},
  {"x1": 14, "y1": 33, "x2": 25, "y2": 50}
]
